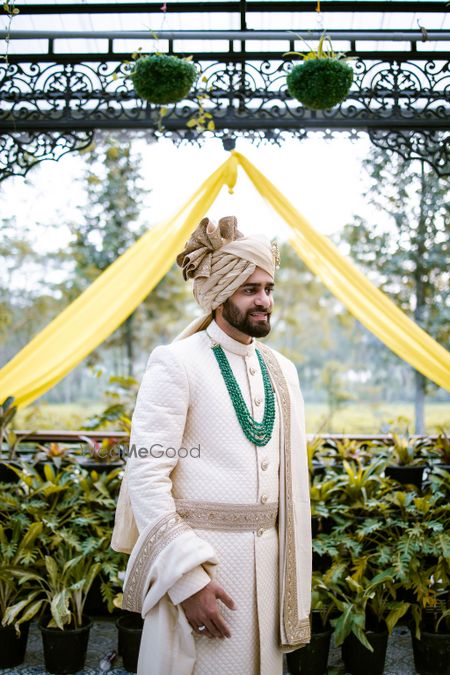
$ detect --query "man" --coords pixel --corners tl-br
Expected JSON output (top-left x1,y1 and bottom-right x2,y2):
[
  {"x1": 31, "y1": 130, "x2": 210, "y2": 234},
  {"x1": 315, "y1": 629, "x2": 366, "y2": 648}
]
[{"x1": 111, "y1": 216, "x2": 312, "y2": 675}]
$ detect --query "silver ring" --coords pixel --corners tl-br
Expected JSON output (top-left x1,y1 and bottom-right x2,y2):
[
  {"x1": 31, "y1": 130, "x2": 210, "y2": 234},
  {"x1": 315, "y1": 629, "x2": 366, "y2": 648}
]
[{"x1": 198, "y1": 625, "x2": 206, "y2": 632}]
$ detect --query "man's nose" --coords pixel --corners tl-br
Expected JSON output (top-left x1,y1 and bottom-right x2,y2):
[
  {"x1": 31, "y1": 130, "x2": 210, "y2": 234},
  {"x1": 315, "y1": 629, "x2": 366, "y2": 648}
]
[{"x1": 254, "y1": 291, "x2": 272, "y2": 308}]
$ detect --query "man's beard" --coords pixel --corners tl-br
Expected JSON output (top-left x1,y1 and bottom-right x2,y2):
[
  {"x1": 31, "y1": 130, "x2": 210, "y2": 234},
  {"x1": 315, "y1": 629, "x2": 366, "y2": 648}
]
[{"x1": 222, "y1": 298, "x2": 271, "y2": 338}]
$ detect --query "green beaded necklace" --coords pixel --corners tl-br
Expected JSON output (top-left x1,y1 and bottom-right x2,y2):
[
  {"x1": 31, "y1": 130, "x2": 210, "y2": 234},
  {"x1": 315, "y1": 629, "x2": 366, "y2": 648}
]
[{"x1": 211, "y1": 343, "x2": 275, "y2": 446}]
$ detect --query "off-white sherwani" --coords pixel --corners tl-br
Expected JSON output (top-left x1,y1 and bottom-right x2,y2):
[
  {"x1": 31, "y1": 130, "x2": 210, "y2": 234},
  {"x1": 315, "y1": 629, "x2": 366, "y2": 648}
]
[{"x1": 111, "y1": 320, "x2": 312, "y2": 675}]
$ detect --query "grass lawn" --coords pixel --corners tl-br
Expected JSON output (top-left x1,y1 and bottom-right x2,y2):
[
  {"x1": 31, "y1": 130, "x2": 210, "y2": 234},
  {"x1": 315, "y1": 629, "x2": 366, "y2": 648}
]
[
  {"x1": 304, "y1": 401, "x2": 450, "y2": 434},
  {"x1": 14, "y1": 401, "x2": 450, "y2": 434}
]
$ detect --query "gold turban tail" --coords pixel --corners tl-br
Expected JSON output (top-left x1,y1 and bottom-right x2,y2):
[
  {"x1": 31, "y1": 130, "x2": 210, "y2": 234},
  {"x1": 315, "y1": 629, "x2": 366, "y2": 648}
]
[{"x1": 174, "y1": 216, "x2": 277, "y2": 341}]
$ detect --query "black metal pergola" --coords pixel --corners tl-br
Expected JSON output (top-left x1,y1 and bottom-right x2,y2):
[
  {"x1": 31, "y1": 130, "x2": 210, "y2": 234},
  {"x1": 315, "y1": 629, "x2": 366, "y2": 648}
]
[{"x1": 0, "y1": 1, "x2": 449, "y2": 181}]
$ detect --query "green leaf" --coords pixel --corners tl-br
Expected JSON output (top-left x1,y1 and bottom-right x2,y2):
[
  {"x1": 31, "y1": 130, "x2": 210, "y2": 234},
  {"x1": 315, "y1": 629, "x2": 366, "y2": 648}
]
[
  {"x1": 385, "y1": 602, "x2": 410, "y2": 634},
  {"x1": 331, "y1": 603, "x2": 354, "y2": 646},
  {"x1": 1, "y1": 592, "x2": 41, "y2": 626},
  {"x1": 83, "y1": 562, "x2": 102, "y2": 595},
  {"x1": 19, "y1": 522, "x2": 43, "y2": 551},
  {"x1": 50, "y1": 591, "x2": 71, "y2": 630},
  {"x1": 43, "y1": 463, "x2": 56, "y2": 482},
  {"x1": 13, "y1": 599, "x2": 45, "y2": 626},
  {"x1": 45, "y1": 556, "x2": 59, "y2": 588}
]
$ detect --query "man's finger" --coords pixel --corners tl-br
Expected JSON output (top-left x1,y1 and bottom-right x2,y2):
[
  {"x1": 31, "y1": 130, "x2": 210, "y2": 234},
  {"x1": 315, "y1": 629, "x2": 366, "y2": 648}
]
[
  {"x1": 215, "y1": 587, "x2": 237, "y2": 610},
  {"x1": 213, "y1": 613, "x2": 231, "y2": 639},
  {"x1": 204, "y1": 618, "x2": 222, "y2": 638}
]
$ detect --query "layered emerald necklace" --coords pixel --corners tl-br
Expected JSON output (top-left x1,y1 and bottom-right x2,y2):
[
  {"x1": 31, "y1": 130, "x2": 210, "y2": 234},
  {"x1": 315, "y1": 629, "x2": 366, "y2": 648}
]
[{"x1": 212, "y1": 344, "x2": 275, "y2": 446}]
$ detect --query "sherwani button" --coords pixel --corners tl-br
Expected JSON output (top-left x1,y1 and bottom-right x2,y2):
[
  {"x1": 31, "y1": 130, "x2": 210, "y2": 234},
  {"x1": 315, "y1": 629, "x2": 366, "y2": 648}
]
[
  {"x1": 260, "y1": 494, "x2": 268, "y2": 504},
  {"x1": 249, "y1": 367, "x2": 256, "y2": 375},
  {"x1": 256, "y1": 528, "x2": 264, "y2": 537},
  {"x1": 254, "y1": 397, "x2": 262, "y2": 406},
  {"x1": 261, "y1": 460, "x2": 269, "y2": 471}
]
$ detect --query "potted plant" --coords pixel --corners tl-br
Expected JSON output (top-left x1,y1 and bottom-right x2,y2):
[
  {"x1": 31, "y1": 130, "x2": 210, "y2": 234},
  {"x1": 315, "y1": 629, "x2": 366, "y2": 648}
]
[
  {"x1": 335, "y1": 457, "x2": 387, "y2": 517},
  {"x1": 324, "y1": 569, "x2": 401, "y2": 675},
  {"x1": 285, "y1": 34, "x2": 354, "y2": 110},
  {"x1": 33, "y1": 542, "x2": 102, "y2": 674},
  {"x1": 33, "y1": 441, "x2": 78, "y2": 477},
  {"x1": 385, "y1": 433, "x2": 428, "y2": 489},
  {"x1": 410, "y1": 588, "x2": 450, "y2": 675},
  {"x1": 0, "y1": 396, "x2": 29, "y2": 482},
  {"x1": 307, "y1": 436, "x2": 326, "y2": 478},
  {"x1": 310, "y1": 472, "x2": 342, "y2": 539},
  {"x1": 5, "y1": 463, "x2": 104, "y2": 674},
  {"x1": 429, "y1": 430, "x2": 450, "y2": 473},
  {"x1": 130, "y1": 52, "x2": 197, "y2": 104},
  {"x1": 323, "y1": 437, "x2": 373, "y2": 466},
  {"x1": 0, "y1": 518, "x2": 45, "y2": 668},
  {"x1": 286, "y1": 571, "x2": 334, "y2": 675},
  {"x1": 80, "y1": 467, "x2": 128, "y2": 616},
  {"x1": 404, "y1": 477, "x2": 450, "y2": 675},
  {"x1": 78, "y1": 435, "x2": 125, "y2": 474},
  {"x1": 116, "y1": 611, "x2": 144, "y2": 673}
]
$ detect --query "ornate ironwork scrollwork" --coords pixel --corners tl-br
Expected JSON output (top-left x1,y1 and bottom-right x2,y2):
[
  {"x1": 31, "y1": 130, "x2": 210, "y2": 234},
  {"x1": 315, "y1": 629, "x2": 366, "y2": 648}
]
[
  {"x1": 368, "y1": 130, "x2": 449, "y2": 176},
  {"x1": 0, "y1": 130, "x2": 94, "y2": 181},
  {"x1": 0, "y1": 57, "x2": 449, "y2": 178}
]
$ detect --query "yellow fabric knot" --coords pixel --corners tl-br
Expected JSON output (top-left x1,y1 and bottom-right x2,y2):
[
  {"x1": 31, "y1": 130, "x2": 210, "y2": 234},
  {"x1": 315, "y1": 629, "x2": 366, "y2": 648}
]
[{"x1": 224, "y1": 152, "x2": 239, "y2": 194}]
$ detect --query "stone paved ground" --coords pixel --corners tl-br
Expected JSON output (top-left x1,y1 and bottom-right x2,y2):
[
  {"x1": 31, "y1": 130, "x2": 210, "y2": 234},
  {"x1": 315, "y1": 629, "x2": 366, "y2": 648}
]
[{"x1": 0, "y1": 619, "x2": 417, "y2": 674}]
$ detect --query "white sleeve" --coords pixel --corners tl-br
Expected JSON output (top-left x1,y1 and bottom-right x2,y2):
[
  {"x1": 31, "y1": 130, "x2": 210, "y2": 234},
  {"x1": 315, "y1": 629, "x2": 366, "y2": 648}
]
[{"x1": 123, "y1": 345, "x2": 217, "y2": 614}]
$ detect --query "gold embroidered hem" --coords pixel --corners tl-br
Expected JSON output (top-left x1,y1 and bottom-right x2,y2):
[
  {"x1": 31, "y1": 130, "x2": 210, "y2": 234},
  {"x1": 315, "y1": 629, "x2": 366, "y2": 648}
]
[
  {"x1": 279, "y1": 618, "x2": 311, "y2": 651},
  {"x1": 258, "y1": 342, "x2": 311, "y2": 647},
  {"x1": 123, "y1": 512, "x2": 190, "y2": 612},
  {"x1": 175, "y1": 499, "x2": 278, "y2": 532}
]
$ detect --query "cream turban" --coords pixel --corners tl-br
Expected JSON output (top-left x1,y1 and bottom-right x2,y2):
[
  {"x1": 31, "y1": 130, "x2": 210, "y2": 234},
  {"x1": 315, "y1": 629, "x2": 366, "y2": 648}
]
[{"x1": 174, "y1": 216, "x2": 278, "y2": 341}]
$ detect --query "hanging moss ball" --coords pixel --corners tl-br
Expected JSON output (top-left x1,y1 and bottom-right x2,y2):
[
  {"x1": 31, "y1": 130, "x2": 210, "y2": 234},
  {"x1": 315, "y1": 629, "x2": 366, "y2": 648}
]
[
  {"x1": 287, "y1": 58, "x2": 353, "y2": 110},
  {"x1": 131, "y1": 54, "x2": 197, "y2": 105}
]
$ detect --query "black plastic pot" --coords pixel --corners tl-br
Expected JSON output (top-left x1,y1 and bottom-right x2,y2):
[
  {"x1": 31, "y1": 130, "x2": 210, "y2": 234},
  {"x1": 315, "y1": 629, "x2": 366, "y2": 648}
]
[
  {"x1": 39, "y1": 616, "x2": 92, "y2": 674},
  {"x1": 286, "y1": 612, "x2": 331, "y2": 674},
  {"x1": 385, "y1": 464, "x2": 425, "y2": 490},
  {"x1": 412, "y1": 631, "x2": 450, "y2": 675},
  {"x1": 0, "y1": 621, "x2": 30, "y2": 668},
  {"x1": 0, "y1": 460, "x2": 21, "y2": 483},
  {"x1": 342, "y1": 627, "x2": 388, "y2": 675},
  {"x1": 116, "y1": 612, "x2": 144, "y2": 673}
]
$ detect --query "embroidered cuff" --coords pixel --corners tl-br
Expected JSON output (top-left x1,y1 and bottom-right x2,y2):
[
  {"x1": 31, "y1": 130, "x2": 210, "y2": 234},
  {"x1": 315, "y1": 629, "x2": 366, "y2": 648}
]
[{"x1": 167, "y1": 565, "x2": 211, "y2": 606}]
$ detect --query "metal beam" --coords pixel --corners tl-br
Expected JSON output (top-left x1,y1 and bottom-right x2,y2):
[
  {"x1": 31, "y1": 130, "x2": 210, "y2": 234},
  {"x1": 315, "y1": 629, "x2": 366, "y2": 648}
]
[
  {"x1": 12, "y1": 2, "x2": 447, "y2": 13},
  {"x1": 4, "y1": 29, "x2": 449, "y2": 41},
  {"x1": 1, "y1": 117, "x2": 447, "y2": 132}
]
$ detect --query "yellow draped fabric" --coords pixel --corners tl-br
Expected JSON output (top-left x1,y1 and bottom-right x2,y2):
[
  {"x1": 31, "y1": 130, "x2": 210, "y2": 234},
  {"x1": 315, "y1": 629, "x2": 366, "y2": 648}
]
[
  {"x1": 0, "y1": 151, "x2": 449, "y2": 407},
  {"x1": 0, "y1": 157, "x2": 235, "y2": 407}
]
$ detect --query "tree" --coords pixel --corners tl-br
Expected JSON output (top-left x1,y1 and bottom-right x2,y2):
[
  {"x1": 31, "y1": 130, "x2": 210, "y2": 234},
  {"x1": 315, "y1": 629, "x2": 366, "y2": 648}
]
[
  {"x1": 66, "y1": 136, "x2": 148, "y2": 377},
  {"x1": 0, "y1": 217, "x2": 66, "y2": 357},
  {"x1": 341, "y1": 148, "x2": 449, "y2": 432},
  {"x1": 63, "y1": 135, "x2": 195, "y2": 377},
  {"x1": 321, "y1": 360, "x2": 354, "y2": 431}
]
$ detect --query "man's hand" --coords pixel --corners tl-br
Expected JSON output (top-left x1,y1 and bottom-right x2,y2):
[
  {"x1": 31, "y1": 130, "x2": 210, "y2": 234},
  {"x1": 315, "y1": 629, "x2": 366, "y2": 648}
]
[{"x1": 181, "y1": 580, "x2": 236, "y2": 639}]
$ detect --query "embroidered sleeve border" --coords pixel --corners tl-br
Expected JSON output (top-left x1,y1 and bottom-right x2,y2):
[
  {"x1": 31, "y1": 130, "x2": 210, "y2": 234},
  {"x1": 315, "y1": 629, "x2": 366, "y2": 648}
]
[{"x1": 122, "y1": 511, "x2": 190, "y2": 613}]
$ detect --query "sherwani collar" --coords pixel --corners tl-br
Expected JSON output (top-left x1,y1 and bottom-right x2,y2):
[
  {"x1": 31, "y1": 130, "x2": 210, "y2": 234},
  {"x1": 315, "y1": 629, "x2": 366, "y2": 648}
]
[{"x1": 206, "y1": 319, "x2": 256, "y2": 357}]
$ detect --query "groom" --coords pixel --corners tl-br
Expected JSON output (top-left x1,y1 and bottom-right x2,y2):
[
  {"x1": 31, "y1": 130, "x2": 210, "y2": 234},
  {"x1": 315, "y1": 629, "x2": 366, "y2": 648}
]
[{"x1": 112, "y1": 216, "x2": 312, "y2": 675}]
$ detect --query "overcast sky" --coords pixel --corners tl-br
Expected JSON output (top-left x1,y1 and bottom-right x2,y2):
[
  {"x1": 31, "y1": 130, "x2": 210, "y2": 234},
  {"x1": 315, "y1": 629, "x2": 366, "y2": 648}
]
[{"x1": 1, "y1": 133, "x2": 377, "y2": 262}]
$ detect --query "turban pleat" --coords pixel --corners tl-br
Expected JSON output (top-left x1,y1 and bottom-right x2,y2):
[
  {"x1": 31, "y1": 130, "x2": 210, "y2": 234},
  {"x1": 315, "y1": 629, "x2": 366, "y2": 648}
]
[{"x1": 176, "y1": 215, "x2": 276, "y2": 317}]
